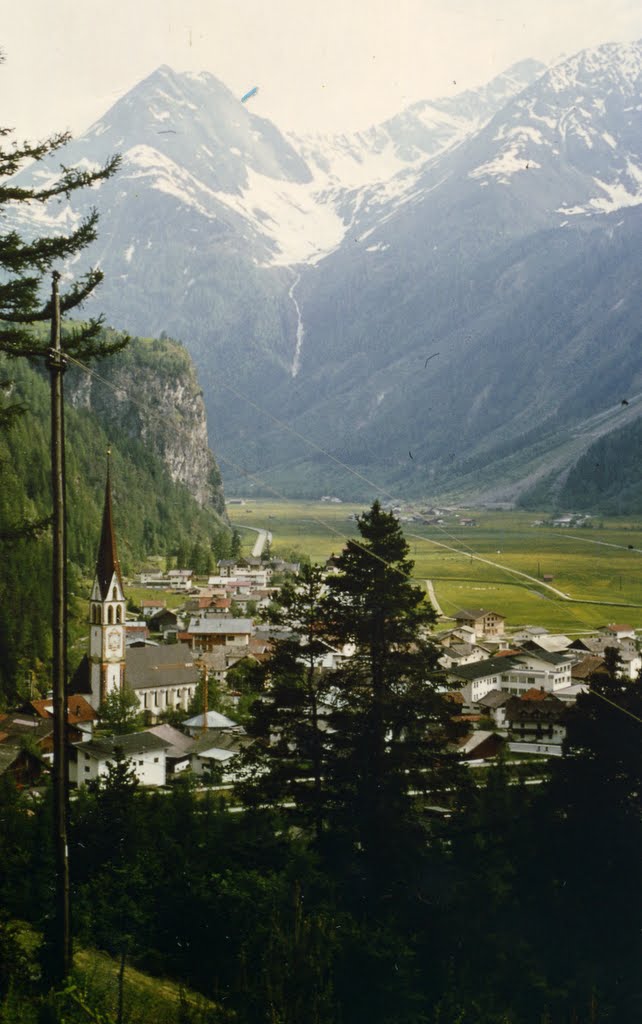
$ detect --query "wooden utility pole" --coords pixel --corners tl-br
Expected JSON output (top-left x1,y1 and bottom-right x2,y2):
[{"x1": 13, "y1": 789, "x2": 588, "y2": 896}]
[
  {"x1": 48, "y1": 270, "x2": 72, "y2": 980},
  {"x1": 202, "y1": 665, "x2": 209, "y2": 736}
]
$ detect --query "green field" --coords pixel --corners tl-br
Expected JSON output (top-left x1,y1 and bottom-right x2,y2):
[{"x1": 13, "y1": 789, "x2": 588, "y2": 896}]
[{"x1": 230, "y1": 501, "x2": 642, "y2": 635}]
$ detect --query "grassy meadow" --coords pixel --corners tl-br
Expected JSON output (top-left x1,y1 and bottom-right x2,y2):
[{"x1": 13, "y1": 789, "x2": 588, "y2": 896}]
[{"x1": 230, "y1": 501, "x2": 642, "y2": 635}]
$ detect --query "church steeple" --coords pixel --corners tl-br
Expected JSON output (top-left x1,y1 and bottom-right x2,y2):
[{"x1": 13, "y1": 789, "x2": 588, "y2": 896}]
[
  {"x1": 88, "y1": 453, "x2": 126, "y2": 709},
  {"x1": 95, "y1": 454, "x2": 123, "y2": 600}
]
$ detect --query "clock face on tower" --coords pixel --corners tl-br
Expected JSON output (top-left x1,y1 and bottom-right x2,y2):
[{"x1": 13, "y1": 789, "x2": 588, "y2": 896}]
[{"x1": 107, "y1": 628, "x2": 122, "y2": 655}]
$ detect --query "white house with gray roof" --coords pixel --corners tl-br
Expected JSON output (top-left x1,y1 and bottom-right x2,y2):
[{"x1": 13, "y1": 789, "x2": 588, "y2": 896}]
[
  {"x1": 449, "y1": 649, "x2": 575, "y2": 704},
  {"x1": 69, "y1": 732, "x2": 169, "y2": 787}
]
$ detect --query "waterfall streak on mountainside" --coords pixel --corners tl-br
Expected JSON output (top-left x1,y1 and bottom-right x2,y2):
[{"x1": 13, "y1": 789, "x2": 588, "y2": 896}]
[{"x1": 288, "y1": 271, "x2": 305, "y2": 378}]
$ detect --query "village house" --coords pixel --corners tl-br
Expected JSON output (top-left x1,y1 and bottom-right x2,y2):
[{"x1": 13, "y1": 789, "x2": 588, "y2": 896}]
[
  {"x1": 601, "y1": 622, "x2": 636, "y2": 642},
  {"x1": 456, "y1": 730, "x2": 506, "y2": 762},
  {"x1": 140, "y1": 599, "x2": 166, "y2": 618},
  {"x1": 69, "y1": 731, "x2": 169, "y2": 787},
  {"x1": 448, "y1": 648, "x2": 574, "y2": 705},
  {"x1": 505, "y1": 691, "x2": 567, "y2": 756},
  {"x1": 0, "y1": 714, "x2": 54, "y2": 756},
  {"x1": 147, "y1": 606, "x2": 183, "y2": 635},
  {"x1": 520, "y1": 635, "x2": 574, "y2": 654},
  {"x1": 453, "y1": 608, "x2": 506, "y2": 639},
  {"x1": 137, "y1": 570, "x2": 165, "y2": 587},
  {"x1": 438, "y1": 641, "x2": 487, "y2": 671},
  {"x1": 437, "y1": 625, "x2": 477, "y2": 647},
  {"x1": 183, "y1": 616, "x2": 254, "y2": 653},
  {"x1": 568, "y1": 634, "x2": 641, "y2": 679},
  {"x1": 125, "y1": 620, "x2": 150, "y2": 644},
  {"x1": 144, "y1": 723, "x2": 196, "y2": 773},
  {"x1": 474, "y1": 689, "x2": 512, "y2": 730},
  {"x1": 0, "y1": 746, "x2": 46, "y2": 788},
  {"x1": 166, "y1": 569, "x2": 194, "y2": 591},
  {"x1": 193, "y1": 634, "x2": 270, "y2": 688},
  {"x1": 30, "y1": 696, "x2": 97, "y2": 742},
  {"x1": 216, "y1": 558, "x2": 267, "y2": 583},
  {"x1": 189, "y1": 731, "x2": 251, "y2": 780},
  {"x1": 570, "y1": 654, "x2": 607, "y2": 684}
]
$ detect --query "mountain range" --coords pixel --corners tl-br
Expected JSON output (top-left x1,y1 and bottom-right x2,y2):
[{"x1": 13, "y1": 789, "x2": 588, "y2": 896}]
[{"x1": 9, "y1": 41, "x2": 642, "y2": 504}]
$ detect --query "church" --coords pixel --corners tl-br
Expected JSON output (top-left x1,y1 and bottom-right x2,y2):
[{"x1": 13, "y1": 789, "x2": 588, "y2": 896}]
[{"x1": 70, "y1": 465, "x2": 200, "y2": 718}]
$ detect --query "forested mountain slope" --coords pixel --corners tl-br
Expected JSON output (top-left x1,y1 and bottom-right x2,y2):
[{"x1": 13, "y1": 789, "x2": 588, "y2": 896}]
[{"x1": 0, "y1": 330, "x2": 229, "y2": 702}]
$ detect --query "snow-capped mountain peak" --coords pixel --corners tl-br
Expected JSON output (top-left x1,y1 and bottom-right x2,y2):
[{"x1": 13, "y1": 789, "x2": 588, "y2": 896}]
[{"x1": 462, "y1": 40, "x2": 642, "y2": 219}]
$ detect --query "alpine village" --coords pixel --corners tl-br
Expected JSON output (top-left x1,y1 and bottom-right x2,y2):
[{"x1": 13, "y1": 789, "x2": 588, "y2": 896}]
[{"x1": 1, "y1": 39, "x2": 641, "y2": 1024}]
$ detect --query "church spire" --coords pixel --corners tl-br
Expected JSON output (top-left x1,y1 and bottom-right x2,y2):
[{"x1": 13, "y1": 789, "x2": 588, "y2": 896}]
[{"x1": 95, "y1": 450, "x2": 122, "y2": 600}]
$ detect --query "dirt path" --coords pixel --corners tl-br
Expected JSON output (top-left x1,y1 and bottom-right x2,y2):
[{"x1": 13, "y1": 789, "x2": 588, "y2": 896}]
[{"x1": 425, "y1": 579, "x2": 444, "y2": 616}]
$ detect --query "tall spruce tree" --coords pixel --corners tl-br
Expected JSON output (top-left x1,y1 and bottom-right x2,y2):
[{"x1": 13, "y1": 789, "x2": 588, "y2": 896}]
[
  {"x1": 240, "y1": 502, "x2": 463, "y2": 892},
  {"x1": 321, "y1": 501, "x2": 462, "y2": 883}
]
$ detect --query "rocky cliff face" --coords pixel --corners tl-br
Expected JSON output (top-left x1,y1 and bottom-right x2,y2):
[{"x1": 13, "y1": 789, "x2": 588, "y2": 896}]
[{"x1": 67, "y1": 330, "x2": 226, "y2": 515}]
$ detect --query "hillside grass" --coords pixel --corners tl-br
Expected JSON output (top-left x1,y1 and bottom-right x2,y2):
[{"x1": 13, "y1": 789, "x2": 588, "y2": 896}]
[
  {"x1": 231, "y1": 502, "x2": 642, "y2": 634},
  {"x1": 73, "y1": 947, "x2": 224, "y2": 1023},
  {"x1": 5, "y1": 921, "x2": 224, "y2": 1023}
]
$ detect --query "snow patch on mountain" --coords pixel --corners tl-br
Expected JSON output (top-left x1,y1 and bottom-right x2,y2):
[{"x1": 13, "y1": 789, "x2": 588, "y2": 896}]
[
  {"x1": 558, "y1": 159, "x2": 642, "y2": 215},
  {"x1": 124, "y1": 144, "x2": 220, "y2": 220},
  {"x1": 212, "y1": 166, "x2": 346, "y2": 265},
  {"x1": 546, "y1": 41, "x2": 642, "y2": 95}
]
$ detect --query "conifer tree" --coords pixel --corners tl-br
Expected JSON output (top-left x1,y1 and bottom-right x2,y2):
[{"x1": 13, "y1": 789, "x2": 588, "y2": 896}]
[
  {"x1": 240, "y1": 502, "x2": 462, "y2": 882},
  {"x1": 239, "y1": 563, "x2": 332, "y2": 838},
  {"x1": 536, "y1": 662, "x2": 642, "y2": 1017},
  {"x1": 0, "y1": 116, "x2": 121, "y2": 360},
  {"x1": 321, "y1": 501, "x2": 461, "y2": 879}
]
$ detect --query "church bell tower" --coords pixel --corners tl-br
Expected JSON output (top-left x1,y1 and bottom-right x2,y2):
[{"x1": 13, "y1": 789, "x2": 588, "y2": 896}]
[{"x1": 88, "y1": 456, "x2": 126, "y2": 709}]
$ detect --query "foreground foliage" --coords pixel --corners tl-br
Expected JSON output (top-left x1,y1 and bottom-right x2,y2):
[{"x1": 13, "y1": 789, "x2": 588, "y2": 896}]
[{"x1": 1, "y1": 711, "x2": 640, "y2": 1024}]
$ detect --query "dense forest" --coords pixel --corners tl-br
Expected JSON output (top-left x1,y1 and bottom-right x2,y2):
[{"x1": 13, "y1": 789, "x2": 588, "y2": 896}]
[
  {"x1": 0, "y1": 335, "x2": 232, "y2": 704},
  {"x1": 519, "y1": 416, "x2": 642, "y2": 514}
]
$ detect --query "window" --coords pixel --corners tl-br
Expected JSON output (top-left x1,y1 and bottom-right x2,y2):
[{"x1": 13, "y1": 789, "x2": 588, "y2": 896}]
[
  {"x1": 116, "y1": 606, "x2": 122, "y2": 624},
  {"x1": 138, "y1": 760, "x2": 143, "y2": 766},
  {"x1": 112, "y1": 586, "x2": 118, "y2": 600},
  {"x1": 154, "y1": 757, "x2": 159, "y2": 763},
  {"x1": 85, "y1": 765, "x2": 90, "y2": 773},
  {"x1": 108, "y1": 606, "x2": 114, "y2": 624}
]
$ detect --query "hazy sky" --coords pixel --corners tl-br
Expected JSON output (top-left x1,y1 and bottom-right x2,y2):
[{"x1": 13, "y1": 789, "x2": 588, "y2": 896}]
[{"x1": 3, "y1": 0, "x2": 642, "y2": 140}]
